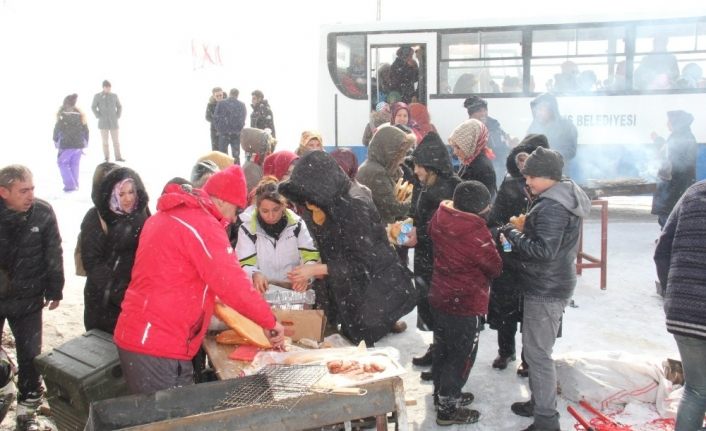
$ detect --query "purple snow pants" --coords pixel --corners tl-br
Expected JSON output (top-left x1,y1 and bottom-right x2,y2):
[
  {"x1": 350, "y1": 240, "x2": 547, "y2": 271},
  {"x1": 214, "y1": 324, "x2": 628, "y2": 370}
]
[{"x1": 57, "y1": 148, "x2": 82, "y2": 191}]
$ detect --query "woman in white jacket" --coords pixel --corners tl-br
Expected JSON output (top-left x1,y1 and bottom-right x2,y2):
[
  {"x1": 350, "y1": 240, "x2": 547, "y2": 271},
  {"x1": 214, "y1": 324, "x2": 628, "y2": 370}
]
[{"x1": 236, "y1": 176, "x2": 320, "y2": 293}]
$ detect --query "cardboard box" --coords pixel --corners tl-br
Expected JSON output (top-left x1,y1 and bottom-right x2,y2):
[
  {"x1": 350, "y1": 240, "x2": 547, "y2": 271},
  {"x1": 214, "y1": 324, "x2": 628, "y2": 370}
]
[{"x1": 273, "y1": 309, "x2": 326, "y2": 342}]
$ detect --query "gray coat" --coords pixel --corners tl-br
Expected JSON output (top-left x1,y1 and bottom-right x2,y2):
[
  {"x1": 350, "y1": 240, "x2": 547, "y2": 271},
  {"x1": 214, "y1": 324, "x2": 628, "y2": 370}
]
[{"x1": 91, "y1": 92, "x2": 122, "y2": 129}]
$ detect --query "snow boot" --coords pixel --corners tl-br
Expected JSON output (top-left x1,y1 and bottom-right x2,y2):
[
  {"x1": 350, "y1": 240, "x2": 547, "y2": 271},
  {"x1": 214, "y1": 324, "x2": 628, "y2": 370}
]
[
  {"x1": 433, "y1": 392, "x2": 474, "y2": 409},
  {"x1": 436, "y1": 396, "x2": 480, "y2": 426},
  {"x1": 511, "y1": 400, "x2": 534, "y2": 417},
  {"x1": 16, "y1": 393, "x2": 42, "y2": 431},
  {"x1": 492, "y1": 353, "x2": 516, "y2": 370},
  {"x1": 412, "y1": 344, "x2": 433, "y2": 367}
]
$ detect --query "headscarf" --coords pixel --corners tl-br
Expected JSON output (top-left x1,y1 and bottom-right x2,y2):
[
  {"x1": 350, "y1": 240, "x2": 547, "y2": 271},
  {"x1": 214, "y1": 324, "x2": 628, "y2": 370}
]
[
  {"x1": 330, "y1": 148, "x2": 359, "y2": 180},
  {"x1": 109, "y1": 178, "x2": 137, "y2": 214},
  {"x1": 296, "y1": 130, "x2": 324, "y2": 156},
  {"x1": 409, "y1": 103, "x2": 435, "y2": 138},
  {"x1": 449, "y1": 119, "x2": 492, "y2": 165},
  {"x1": 263, "y1": 151, "x2": 299, "y2": 181}
]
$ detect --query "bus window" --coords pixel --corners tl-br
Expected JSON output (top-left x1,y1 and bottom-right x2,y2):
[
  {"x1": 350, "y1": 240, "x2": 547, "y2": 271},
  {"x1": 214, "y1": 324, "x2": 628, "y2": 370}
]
[
  {"x1": 531, "y1": 26, "x2": 626, "y2": 93},
  {"x1": 328, "y1": 34, "x2": 367, "y2": 99},
  {"x1": 634, "y1": 22, "x2": 706, "y2": 90},
  {"x1": 440, "y1": 30, "x2": 523, "y2": 95}
]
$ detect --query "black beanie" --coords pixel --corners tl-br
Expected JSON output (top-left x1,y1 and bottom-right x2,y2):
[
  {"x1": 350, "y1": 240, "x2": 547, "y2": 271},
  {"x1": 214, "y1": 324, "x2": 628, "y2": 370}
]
[
  {"x1": 453, "y1": 181, "x2": 490, "y2": 214},
  {"x1": 521, "y1": 146, "x2": 563, "y2": 181},
  {"x1": 518, "y1": 133, "x2": 549, "y2": 149}
]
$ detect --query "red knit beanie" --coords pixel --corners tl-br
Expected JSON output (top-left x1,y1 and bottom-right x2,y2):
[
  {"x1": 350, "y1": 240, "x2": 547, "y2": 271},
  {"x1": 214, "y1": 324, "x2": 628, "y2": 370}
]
[{"x1": 203, "y1": 165, "x2": 247, "y2": 208}]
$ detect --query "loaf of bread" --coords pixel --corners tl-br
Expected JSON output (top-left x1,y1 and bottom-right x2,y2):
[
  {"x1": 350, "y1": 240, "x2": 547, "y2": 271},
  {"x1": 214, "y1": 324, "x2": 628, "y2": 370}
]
[
  {"x1": 509, "y1": 213, "x2": 526, "y2": 232},
  {"x1": 213, "y1": 303, "x2": 272, "y2": 349}
]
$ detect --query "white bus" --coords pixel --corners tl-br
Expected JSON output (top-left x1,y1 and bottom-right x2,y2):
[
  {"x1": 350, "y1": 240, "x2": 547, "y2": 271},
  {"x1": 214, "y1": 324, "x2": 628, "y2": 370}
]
[{"x1": 318, "y1": 14, "x2": 706, "y2": 182}]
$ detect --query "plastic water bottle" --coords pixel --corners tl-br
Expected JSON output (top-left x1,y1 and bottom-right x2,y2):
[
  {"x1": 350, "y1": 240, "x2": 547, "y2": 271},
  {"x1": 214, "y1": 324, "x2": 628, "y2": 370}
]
[
  {"x1": 397, "y1": 221, "x2": 413, "y2": 245},
  {"x1": 500, "y1": 233, "x2": 512, "y2": 253}
]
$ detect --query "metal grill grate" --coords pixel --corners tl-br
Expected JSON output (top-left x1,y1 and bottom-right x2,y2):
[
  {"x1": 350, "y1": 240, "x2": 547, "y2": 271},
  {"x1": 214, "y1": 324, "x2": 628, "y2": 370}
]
[{"x1": 214, "y1": 364, "x2": 328, "y2": 411}]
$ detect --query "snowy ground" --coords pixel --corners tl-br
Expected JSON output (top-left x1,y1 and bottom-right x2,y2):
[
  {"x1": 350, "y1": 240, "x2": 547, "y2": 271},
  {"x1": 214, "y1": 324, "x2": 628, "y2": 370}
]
[{"x1": 1, "y1": 147, "x2": 676, "y2": 430}]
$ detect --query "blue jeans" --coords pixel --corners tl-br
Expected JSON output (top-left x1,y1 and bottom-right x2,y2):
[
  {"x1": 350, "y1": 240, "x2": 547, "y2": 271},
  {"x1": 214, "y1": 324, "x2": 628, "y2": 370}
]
[
  {"x1": 674, "y1": 334, "x2": 706, "y2": 431},
  {"x1": 217, "y1": 132, "x2": 240, "y2": 163}
]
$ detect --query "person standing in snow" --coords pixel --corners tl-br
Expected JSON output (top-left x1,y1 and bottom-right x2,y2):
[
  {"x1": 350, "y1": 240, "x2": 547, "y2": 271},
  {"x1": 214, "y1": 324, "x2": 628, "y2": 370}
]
[
  {"x1": 428, "y1": 180, "x2": 502, "y2": 425},
  {"x1": 527, "y1": 93, "x2": 577, "y2": 177},
  {"x1": 280, "y1": 151, "x2": 417, "y2": 345},
  {"x1": 82, "y1": 167, "x2": 150, "y2": 334},
  {"x1": 91, "y1": 80, "x2": 123, "y2": 162},
  {"x1": 464, "y1": 96, "x2": 515, "y2": 185},
  {"x1": 205, "y1": 87, "x2": 225, "y2": 151},
  {"x1": 449, "y1": 118, "x2": 498, "y2": 200},
  {"x1": 650, "y1": 110, "x2": 697, "y2": 229},
  {"x1": 407, "y1": 131, "x2": 461, "y2": 372},
  {"x1": 53, "y1": 93, "x2": 89, "y2": 192},
  {"x1": 487, "y1": 135, "x2": 549, "y2": 375},
  {"x1": 250, "y1": 90, "x2": 276, "y2": 137},
  {"x1": 113, "y1": 165, "x2": 284, "y2": 394},
  {"x1": 501, "y1": 147, "x2": 591, "y2": 431},
  {"x1": 654, "y1": 179, "x2": 706, "y2": 431},
  {"x1": 213, "y1": 88, "x2": 247, "y2": 163},
  {"x1": 0, "y1": 165, "x2": 64, "y2": 431}
]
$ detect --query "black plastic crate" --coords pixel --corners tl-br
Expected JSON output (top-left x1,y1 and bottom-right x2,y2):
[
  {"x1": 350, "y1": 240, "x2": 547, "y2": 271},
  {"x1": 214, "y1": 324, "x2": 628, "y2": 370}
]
[{"x1": 34, "y1": 329, "x2": 129, "y2": 431}]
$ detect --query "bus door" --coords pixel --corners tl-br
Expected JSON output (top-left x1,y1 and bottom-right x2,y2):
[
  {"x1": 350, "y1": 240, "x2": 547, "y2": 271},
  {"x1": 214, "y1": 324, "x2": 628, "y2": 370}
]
[{"x1": 368, "y1": 33, "x2": 436, "y2": 109}]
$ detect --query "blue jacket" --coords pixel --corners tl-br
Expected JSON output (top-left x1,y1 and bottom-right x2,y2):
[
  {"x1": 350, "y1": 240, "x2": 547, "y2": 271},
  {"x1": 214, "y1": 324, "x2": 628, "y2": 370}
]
[{"x1": 213, "y1": 97, "x2": 246, "y2": 135}]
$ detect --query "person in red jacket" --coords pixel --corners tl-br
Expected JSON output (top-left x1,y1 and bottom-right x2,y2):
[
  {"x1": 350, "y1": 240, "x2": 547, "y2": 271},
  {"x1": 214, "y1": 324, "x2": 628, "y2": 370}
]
[
  {"x1": 428, "y1": 180, "x2": 502, "y2": 426},
  {"x1": 113, "y1": 165, "x2": 284, "y2": 394}
]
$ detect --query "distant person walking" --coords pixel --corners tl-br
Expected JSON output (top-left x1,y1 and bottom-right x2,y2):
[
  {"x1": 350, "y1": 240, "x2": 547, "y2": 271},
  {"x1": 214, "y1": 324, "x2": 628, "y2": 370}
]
[
  {"x1": 213, "y1": 88, "x2": 247, "y2": 163},
  {"x1": 91, "y1": 80, "x2": 123, "y2": 162},
  {"x1": 53, "y1": 94, "x2": 89, "y2": 192},
  {"x1": 250, "y1": 90, "x2": 276, "y2": 137}
]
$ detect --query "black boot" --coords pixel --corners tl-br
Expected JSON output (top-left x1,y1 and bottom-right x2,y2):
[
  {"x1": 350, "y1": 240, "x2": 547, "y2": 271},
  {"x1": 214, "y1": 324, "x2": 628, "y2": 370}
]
[
  {"x1": 412, "y1": 344, "x2": 433, "y2": 367},
  {"x1": 420, "y1": 370, "x2": 433, "y2": 381},
  {"x1": 492, "y1": 353, "x2": 516, "y2": 370},
  {"x1": 511, "y1": 400, "x2": 534, "y2": 417},
  {"x1": 517, "y1": 360, "x2": 529, "y2": 377},
  {"x1": 436, "y1": 396, "x2": 480, "y2": 426}
]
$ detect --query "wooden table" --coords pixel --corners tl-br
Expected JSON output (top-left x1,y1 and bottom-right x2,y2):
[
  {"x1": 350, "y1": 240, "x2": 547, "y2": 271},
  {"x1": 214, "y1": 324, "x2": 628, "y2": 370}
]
[{"x1": 202, "y1": 335, "x2": 409, "y2": 431}]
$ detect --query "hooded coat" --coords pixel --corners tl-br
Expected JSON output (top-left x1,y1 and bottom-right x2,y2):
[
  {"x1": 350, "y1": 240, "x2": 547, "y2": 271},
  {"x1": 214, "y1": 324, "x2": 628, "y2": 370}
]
[
  {"x1": 502, "y1": 179, "x2": 591, "y2": 299},
  {"x1": 81, "y1": 167, "x2": 150, "y2": 334},
  {"x1": 114, "y1": 185, "x2": 276, "y2": 360},
  {"x1": 428, "y1": 202, "x2": 502, "y2": 316},
  {"x1": 357, "y1": 126, "x2": 415, "y2": 224},
  {"x1": 279, "y1": 151, "x2": 417, "y2": 345},
  {"x1": 527, "y1": 93, "x2": 578, "y2": 164},
  {"x1": 410, "y1": 132, "x2": 461, "y2": 283},
  {"x1": 651, "y1": 110, "x2": 697, "y2": 219}
]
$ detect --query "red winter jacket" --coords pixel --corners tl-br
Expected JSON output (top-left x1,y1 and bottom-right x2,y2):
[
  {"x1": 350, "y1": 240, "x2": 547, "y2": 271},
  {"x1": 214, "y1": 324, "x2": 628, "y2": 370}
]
[
  {"x1": 114, "y1": 186, "x2": 275, "y2": 360},
  {"x1": 428, "y1": 201, "x2": 502, "y2": 316}
]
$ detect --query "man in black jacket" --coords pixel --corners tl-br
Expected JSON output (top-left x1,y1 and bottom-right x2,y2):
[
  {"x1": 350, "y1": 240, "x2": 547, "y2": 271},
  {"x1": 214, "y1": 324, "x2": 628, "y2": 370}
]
[
  {"x1": 500, "y1": 148, "x2": 590, "y2": 431},
  {"x1": 0, "y1": 165, "x2": 64, "y2": 431},
  {"x1": 250, "y1": 90, "x2": 276, "y2": 138}
]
